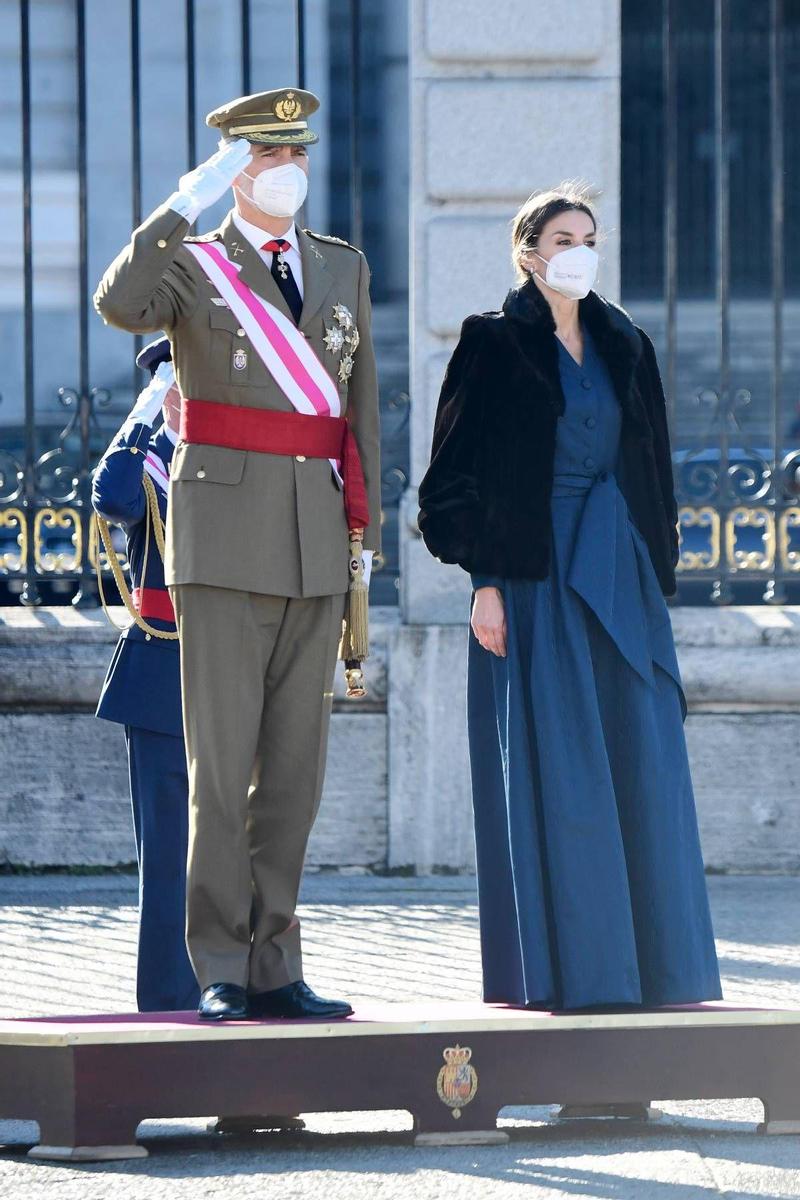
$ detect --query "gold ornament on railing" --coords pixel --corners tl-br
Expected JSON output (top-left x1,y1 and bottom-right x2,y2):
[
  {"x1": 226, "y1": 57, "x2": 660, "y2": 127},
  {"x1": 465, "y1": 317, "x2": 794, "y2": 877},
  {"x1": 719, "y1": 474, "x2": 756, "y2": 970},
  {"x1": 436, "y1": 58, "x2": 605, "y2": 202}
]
[
  {"x1": 725, "y1": 506, "x2": 775, "y2": 572},
  {"x1": 677, "y1": 506, "x2": 721, "y2": 571},
  {"x1": 778, "y1": 507, "x2": 800, "y2": 573},
  {"x1": 0, "y1": 508, "x2": 27, "y2": 572},
  {"x1": 33, "y1": 507, "x2": 81, "y2": 573}
]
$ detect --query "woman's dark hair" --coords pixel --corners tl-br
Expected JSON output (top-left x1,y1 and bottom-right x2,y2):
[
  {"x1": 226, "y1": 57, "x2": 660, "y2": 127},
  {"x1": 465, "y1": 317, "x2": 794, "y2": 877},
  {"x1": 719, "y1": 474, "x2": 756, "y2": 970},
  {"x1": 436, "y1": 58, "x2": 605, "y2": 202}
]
[{"x1": 511, "y1": 183, "x2": 597, "y2": 282}]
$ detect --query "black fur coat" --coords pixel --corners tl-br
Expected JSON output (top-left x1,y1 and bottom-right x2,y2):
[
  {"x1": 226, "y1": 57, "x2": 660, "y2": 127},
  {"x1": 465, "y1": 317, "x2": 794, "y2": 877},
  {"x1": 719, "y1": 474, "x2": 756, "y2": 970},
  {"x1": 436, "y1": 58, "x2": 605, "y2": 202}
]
[{"x1": 417, "y1": 280, "x2": 680, "y2": 596}]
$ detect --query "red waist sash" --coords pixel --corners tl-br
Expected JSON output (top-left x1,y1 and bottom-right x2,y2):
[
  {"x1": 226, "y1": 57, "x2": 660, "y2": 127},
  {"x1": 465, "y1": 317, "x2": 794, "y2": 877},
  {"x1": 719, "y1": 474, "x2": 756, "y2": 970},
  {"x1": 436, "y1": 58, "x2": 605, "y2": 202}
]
[
  {"x1": 132, "y1": 587, "x2": 176, "y2": 625},
  {"x1": 180, "y1": 398, "x2": 370, "y2": 531}
]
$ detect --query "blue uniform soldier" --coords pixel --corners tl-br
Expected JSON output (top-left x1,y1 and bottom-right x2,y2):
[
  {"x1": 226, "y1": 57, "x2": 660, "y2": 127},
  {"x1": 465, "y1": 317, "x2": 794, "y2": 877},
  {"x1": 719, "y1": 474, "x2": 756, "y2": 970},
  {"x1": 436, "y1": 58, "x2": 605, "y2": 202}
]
[{"x1": 92, "y1": 337, "x2": 199, "y2": 1012}]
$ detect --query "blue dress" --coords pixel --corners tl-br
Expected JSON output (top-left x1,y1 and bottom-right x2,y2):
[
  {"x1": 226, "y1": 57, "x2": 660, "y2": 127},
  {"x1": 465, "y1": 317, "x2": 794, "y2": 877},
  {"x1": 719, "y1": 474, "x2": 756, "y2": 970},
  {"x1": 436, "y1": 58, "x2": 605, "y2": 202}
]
[{"x1": 468, "y1": 329, "x2": 722, "y2": 1010}]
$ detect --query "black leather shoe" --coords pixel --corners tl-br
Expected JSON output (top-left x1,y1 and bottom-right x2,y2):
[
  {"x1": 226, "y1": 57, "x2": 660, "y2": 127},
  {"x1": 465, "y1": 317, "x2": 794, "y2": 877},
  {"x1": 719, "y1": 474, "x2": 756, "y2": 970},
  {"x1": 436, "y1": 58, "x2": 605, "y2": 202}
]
[
  {"x1": 198, "y1": 983, "x2": 250, "y2": 1021},
  {"x1": 249, "y1": 980, "x2": 353, "y2": 1020}
]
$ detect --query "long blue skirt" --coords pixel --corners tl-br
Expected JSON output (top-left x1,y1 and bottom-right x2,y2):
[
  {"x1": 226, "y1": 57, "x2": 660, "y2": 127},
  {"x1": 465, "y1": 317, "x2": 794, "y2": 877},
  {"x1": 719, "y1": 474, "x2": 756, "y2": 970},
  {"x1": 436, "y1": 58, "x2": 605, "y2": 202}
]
[{"x1": 467, "y1": 474, "x2": 722, "y2": 1009}]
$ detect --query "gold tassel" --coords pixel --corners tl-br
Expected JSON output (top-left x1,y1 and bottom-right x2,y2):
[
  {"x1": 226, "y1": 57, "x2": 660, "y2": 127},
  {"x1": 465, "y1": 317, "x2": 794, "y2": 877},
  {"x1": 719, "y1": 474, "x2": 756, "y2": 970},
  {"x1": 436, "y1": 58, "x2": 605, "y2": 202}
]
[
  {"x1": 339, "y1": 531, "x2": 369, "y2": 664},
  {"x1": 92, "y1": 474, "x2": 179, "y2": 642}
]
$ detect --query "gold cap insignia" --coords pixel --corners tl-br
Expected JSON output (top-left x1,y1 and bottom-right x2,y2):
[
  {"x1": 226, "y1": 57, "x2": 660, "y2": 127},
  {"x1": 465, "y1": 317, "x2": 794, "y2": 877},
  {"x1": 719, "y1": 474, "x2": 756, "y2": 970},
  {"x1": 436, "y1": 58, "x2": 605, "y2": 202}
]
[{"x1": 275, "y1": 91, "x2": 302, "y2": 122}]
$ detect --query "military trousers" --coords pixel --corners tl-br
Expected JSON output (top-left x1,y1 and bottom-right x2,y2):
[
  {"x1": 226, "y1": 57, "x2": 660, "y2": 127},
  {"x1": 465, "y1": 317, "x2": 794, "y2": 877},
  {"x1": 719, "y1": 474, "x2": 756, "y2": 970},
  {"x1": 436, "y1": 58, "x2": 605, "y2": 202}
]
[
  {"x1": 170, "y1": 583, "x2": 346, "y2": 992},
  {"x1": 125, "y1": 725, "x2": 200, "y2": 1013}
]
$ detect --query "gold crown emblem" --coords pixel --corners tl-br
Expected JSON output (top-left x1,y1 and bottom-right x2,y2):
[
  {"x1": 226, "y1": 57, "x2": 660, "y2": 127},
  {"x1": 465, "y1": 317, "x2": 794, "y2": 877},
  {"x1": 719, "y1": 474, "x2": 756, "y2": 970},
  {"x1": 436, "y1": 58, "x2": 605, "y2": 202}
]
[
  {"x1": 442, "y1": 1045, "x2": 472, "y2": 1066},
  {"x1": 275, "y1": 91, "x2": 302, "y2": 122},
  {"x1": 436, "y1": 1044, "x2": 479, "y2": 1117}
]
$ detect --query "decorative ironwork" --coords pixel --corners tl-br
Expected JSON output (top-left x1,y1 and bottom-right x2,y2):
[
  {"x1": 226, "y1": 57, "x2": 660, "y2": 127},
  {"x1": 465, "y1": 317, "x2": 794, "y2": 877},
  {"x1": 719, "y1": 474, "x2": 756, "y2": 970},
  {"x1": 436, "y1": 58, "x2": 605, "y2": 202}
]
[
  {"x1": 678, "y1": 506, "x2": 721, "y2": 571},
  {"x1": 623, "y1": 1, "x2": 797, "y2": 603},
  {"x1": 0, "y1": 509, "x2": 26, "y2": 572},
  {"x1": 34, "y1": 507, "x2": 82, "y2": 574},
  {"x1": 675, "y1": 376, "x2": 798, "y2": 583},
  {"x1": 779, "y1": 508, "x2": 800, "y2": 572},
  {"x1": 3, "y1": 0, "x2": 408, "y2": 607},
  {"x1": 725, "y1": 507, "x2": 775, "y2": 573}
]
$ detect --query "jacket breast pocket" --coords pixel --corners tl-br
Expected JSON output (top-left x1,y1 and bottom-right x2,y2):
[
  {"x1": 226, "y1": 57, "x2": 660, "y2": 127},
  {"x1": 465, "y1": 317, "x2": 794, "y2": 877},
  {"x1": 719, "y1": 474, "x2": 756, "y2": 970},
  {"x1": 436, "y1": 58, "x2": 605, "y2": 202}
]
[
  {"x1": 208, "y1": 308, "x2": 253, "y2": 384},
  {"x1": 171, "y1": 442, "x2": 246, "y2": 486}
]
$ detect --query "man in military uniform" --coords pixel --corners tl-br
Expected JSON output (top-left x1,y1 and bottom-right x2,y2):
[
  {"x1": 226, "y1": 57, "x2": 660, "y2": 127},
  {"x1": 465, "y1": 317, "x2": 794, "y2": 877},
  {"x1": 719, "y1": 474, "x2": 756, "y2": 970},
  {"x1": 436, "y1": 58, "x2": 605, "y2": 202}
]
[
  {"x1": 93, "y1": 339, "x2": 199, "y2": 1014},
  {"x1": 94, "y1": 89, "x2": 381, "y2": 1021}
]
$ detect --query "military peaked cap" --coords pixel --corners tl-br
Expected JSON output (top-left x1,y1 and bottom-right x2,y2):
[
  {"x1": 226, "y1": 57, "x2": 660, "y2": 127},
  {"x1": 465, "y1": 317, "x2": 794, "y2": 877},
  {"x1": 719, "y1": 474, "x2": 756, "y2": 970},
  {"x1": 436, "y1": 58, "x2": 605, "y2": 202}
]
[{"x1": 206, "y1": 88, "x2": 320, "y2": 146}]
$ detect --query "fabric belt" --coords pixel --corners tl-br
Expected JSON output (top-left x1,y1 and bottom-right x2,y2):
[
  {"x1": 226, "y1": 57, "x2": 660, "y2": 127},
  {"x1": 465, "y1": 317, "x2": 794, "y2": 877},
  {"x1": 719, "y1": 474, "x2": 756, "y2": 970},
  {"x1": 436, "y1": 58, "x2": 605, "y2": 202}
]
[
  {"x1": 132, "y1": 587, "x2": 176, "y2": 625},
  {"x1": 180, "y1": 398, "x2": 370, "y2": 531}
]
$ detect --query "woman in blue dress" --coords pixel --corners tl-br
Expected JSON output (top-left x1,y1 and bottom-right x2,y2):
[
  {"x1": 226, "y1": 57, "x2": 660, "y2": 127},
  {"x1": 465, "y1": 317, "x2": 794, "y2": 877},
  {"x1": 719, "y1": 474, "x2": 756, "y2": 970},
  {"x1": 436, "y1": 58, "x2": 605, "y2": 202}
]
[{"x1": 418, "y1": 187, "x2": 721, "y2": 1011}]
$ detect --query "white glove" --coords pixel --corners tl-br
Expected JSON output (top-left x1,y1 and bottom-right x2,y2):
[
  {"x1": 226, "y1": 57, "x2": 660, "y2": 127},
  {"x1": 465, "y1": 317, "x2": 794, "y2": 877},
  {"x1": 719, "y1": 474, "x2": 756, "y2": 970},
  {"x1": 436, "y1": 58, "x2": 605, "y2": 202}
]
[
  {"x1": 166, "y1": 138, "x2": 252, "y2": 224},
  {"x1": 128, "y1": 361, "x2": 176, "y2": 427}
]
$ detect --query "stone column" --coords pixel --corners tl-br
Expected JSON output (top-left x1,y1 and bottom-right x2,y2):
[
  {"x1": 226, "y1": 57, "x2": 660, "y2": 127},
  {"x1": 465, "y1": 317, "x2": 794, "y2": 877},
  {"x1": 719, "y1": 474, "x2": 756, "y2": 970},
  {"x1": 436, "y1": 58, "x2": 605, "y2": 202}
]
[{"x1": 389, "y1": 0, "x2": 622, "y2": 870}]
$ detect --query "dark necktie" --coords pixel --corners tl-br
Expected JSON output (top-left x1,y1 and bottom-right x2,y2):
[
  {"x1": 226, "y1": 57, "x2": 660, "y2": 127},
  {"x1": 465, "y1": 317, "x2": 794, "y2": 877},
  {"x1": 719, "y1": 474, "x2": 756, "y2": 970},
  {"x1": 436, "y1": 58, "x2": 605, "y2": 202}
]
[{"x1": 262, "y1": 239, "x2": 303, "y2": 325}]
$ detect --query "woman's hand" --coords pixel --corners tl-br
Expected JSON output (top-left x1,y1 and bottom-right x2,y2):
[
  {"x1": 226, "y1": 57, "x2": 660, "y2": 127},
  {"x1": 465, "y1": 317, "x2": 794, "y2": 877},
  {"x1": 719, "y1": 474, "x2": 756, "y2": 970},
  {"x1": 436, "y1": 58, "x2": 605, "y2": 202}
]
[{"x1": 471, "y1": 587, "x2": 507, "y2": 657}]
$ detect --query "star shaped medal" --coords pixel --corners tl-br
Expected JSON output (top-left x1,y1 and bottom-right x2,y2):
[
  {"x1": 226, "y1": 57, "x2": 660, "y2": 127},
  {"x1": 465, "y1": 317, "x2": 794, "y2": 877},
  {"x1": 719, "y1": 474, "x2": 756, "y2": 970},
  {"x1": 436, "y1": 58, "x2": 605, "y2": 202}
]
[{"x1": 324, "y1": 325, "x2": 346, "y2": 354}]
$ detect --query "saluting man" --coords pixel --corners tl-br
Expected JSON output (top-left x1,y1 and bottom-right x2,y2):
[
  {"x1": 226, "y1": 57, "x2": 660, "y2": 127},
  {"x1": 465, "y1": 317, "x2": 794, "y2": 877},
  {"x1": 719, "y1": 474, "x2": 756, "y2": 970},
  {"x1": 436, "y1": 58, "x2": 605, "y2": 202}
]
[
  {"x1": 92, "y1": 338, "x2": 199, "y2": 1014},
  {"x1": 94, "y1": 89, "x2": 381, "y2": 1022}
]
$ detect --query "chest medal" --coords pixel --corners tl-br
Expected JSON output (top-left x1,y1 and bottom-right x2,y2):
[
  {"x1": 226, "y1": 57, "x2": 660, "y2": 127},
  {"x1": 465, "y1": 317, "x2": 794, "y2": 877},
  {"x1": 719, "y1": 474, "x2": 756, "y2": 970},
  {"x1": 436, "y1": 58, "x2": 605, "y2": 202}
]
[{"x1": 324, "y1": 302, "x2": 359, "y2": 383}]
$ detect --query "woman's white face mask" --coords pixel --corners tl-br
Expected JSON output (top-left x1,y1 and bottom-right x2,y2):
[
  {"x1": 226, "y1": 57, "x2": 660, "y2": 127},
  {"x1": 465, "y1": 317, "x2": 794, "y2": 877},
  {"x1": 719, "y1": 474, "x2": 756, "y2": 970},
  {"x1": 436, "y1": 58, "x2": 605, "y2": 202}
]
[
  {"x1": 533, "y1": 244, "x2": 599, "y2": 301},
  {"x1": 236, "y1": 161, "x2": 308, "y2": 218}
]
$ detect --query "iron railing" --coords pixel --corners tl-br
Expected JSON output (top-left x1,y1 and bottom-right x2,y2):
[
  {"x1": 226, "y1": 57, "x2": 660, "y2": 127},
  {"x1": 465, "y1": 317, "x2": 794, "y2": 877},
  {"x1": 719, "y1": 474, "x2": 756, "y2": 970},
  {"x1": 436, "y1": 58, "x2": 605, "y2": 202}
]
[
  {"x1": 1, "y1": 0, "x2": 407, "y2": 608},
  {"x1": 622, "y1": 0, "x2": 800, "y2": 602}
]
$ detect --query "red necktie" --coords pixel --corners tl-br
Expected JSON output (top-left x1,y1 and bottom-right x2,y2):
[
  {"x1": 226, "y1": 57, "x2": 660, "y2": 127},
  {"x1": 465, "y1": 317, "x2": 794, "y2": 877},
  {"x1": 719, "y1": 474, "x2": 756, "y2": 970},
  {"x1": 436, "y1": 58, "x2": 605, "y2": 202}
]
[
  {"x1": 262, "y1": 238, "x2": 291, "y2": 257},
  {"x1": 261, "y1": 239, "x2": 302, "y2": 324}
]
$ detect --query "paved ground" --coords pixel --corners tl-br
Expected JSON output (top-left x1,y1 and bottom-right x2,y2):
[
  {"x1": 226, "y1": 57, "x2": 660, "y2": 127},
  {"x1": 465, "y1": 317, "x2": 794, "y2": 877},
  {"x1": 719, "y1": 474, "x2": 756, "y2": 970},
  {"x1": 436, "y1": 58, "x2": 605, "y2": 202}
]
[{"x1": 0, "y1": 873, "x2": 799, "y2": 1198}]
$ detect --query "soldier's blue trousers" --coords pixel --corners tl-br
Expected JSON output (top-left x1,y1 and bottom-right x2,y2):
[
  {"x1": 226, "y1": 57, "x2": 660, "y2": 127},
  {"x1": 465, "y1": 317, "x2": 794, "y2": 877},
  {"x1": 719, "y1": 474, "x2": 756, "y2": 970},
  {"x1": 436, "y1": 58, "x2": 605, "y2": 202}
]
[{"x1": 125, "y1": 726, "x2": 200, "y2": 1012}]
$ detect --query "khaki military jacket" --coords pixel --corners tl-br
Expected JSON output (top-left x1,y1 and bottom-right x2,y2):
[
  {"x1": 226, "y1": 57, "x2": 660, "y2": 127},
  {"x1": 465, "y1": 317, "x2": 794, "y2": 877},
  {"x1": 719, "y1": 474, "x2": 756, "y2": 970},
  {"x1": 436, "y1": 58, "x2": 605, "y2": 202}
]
[{"x1": 94, "y1": 205, "x2": 381, "y2": 597}]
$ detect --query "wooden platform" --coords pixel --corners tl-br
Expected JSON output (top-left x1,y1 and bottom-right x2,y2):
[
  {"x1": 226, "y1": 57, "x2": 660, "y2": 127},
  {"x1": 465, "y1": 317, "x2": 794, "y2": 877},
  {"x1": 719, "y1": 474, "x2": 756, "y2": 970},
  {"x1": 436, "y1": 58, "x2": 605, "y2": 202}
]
[{"x1": 1, "y1": 1001, "x2": 799, "y2": 1161}]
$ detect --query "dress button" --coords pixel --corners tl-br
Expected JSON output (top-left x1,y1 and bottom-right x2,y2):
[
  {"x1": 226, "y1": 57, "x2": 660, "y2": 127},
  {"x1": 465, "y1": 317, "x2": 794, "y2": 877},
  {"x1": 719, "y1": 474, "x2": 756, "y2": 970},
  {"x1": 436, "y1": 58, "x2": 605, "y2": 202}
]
[
  {"x1": 157, "y1": 239, "x2": 168, "y2": 248},
  {"x1": 196, "y1": 469, "x2": 206, "y2": 479},
  {"x1": 585, "y1": 416, "x2": 596, "y2": 429},
  {"x1": 581, "y1": 379, "x2": 592, "y2": 390},
  {"x1": 584, "y1": 457, "x2": 595, "y2": 469},
  {"x1": 295, "y1": 455, "x2": 306, "y2": 463},
  {"x1": 236, "y1": 328, "x2": 246, "y2": 338}
]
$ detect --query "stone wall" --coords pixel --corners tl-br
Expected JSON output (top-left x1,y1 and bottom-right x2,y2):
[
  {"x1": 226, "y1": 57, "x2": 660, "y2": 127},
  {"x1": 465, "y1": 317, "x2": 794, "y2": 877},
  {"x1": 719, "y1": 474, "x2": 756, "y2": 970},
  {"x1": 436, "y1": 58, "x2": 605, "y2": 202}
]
[
  {"x1": 2, "y1": 605, "x2": 799, "y2": 874},
  {"x1": 0, "y1": 607, "x2": 393, "y2": 871}
]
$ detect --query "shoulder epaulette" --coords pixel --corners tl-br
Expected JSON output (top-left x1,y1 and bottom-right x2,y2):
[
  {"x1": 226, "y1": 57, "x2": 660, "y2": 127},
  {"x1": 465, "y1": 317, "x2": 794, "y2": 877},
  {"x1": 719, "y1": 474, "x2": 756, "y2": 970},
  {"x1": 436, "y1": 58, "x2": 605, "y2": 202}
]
[
  {"x1": 304, "y1": 229, "x2": 360, "y2": 252},
  {"x1": 183, "y1": 231, "x2": 220, "y2": 244}
]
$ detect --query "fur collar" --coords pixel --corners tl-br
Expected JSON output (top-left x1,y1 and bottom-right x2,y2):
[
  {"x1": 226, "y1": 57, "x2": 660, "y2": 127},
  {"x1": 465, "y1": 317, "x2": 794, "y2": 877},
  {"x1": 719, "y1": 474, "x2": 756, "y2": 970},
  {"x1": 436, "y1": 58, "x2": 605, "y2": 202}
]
[{"x1": 501, "y1": 279, "x2": 648, "y2": 429}]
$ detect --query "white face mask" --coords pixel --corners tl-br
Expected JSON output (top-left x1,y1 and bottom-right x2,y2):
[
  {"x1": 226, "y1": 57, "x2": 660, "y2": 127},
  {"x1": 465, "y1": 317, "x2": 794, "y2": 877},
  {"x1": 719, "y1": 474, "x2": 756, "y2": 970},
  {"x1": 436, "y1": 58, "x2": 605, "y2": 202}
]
[
  {"x1": 236, "y1": 161, "x2": 308, "y2": 218},
  {"x1": 533, "y1": 244, "x2": 599, "y2": 301}
]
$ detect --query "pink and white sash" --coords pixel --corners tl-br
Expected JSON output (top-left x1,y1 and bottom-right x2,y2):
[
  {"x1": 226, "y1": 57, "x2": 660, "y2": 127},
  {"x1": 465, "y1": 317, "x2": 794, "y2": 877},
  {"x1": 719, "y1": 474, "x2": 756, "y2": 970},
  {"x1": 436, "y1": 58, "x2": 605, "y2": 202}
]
[
  {"x1": 143, "y1": 450, "x2": 169, "y2": 494},
  {"x1": 185, "y1": 240, "x2": 343, "y2": 480}
]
